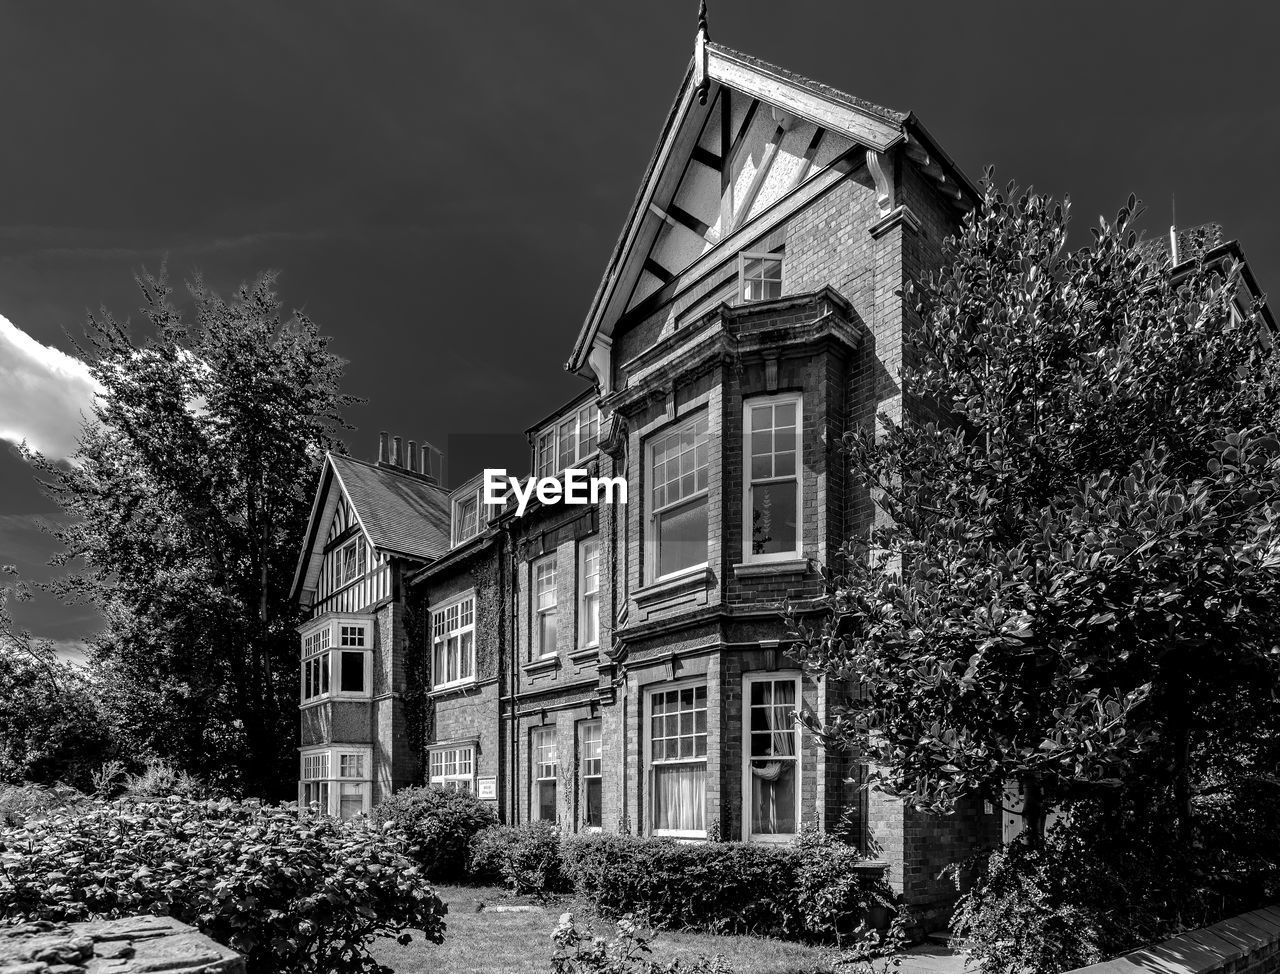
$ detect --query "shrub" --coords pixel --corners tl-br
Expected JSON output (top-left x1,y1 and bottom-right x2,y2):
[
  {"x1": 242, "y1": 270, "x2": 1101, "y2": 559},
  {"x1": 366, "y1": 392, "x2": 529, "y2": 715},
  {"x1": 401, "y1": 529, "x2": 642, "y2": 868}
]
[
  {"x1": 561, "y1": 832, "x2": 890, "y2": 939},
  {"x1": 551, "y1": 912, "x2": 734, "y2": 974},
  {"x1": 374, "y1": 785, "x2": 496, "y2": 881},
  {"x1": 469, "y1": 821, "x2": 564, "y2": 894},
  {"x1": 0, "y1": 782, "x2": 85, "y2": 827},
  {"x1": 0, "y1": 796, "x2": 445, "y2": 974},
  {"x1": 122, "y1": 759, "x2": 209, "y2": 799}
]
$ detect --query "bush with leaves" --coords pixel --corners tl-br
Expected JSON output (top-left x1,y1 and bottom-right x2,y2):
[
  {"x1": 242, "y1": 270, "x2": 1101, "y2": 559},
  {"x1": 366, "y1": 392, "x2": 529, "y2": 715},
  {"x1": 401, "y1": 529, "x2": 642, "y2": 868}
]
[
  {"x1": 470, "y1": 821, "x2": 565, "y2": 894},
  {"x1": 561, "y1": 832, "x2": 892, "y2": 940},
  {"x1": 122, "y1": 758, "x2": 211, "y2": 799},
  {"x1": 550, "y1": 912, "x2": 734, "y2": 974},
  {"x1": 373, "y1": 784, "x2": 496, "y2": 881},
  {"x1": 0, "y1": 796, "x2": 444, "y2": 974},
  {"x1": 0, "y1": 783, "x2": 86, "y2": 828}
]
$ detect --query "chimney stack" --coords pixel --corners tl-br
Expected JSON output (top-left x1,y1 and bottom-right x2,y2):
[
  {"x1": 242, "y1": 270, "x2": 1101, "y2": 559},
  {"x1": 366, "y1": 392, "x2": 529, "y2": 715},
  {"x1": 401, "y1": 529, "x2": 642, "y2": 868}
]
[
  {"x1": 407, "y1": 440, "x2": 418, "y2": 473},
  {"x1": 422, "y1": 442, "x2": 444, "y2": 485},
  {"x1": 378, "y1": 431, "x2": 389, "y2": 464},
  {"x1": 391, "y1": 436, "x2": 403, "y2": 467}
]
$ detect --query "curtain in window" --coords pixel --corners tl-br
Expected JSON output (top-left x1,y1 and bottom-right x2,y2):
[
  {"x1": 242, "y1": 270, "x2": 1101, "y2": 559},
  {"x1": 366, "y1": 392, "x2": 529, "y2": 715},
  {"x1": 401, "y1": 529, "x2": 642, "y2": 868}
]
[
  {"x1": 750, "y1": 680, "x2": 797, "y2": 835},
  {"x1": 653, "y1": 763, "x2": 705, "y2": 832}
]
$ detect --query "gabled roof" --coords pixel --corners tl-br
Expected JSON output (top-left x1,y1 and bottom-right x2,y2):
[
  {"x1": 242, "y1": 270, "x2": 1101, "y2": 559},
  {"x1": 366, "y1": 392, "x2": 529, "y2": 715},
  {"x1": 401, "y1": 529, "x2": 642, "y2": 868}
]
[
  {"x1": 290, "y1": 452, "x2": 451, "y2": 600},
  {"x1": 565, "y1": 39, "x2": 977, "y2": 374}
]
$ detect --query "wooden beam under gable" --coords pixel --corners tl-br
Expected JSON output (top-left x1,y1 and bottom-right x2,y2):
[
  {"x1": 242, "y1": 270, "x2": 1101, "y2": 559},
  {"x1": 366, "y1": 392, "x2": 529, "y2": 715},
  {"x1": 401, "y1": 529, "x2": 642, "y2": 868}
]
[
  {"x1": 707, "y1": 47, "x2": 899, "y2": 152},
  {"x1": 734, "y1": 122, "x2": 785, "y2": 228}
]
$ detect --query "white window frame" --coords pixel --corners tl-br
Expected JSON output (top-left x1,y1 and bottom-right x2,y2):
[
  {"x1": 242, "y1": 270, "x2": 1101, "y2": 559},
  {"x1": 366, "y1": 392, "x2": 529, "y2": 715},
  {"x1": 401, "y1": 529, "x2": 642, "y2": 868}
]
[
  {"x1": 742, "y1": 393, "x2": 803, "y2": 564},
  {"x1": 645, "y1": 411, "x2": 711, "y2": 584},
  {"x1": 533, "y1": 555, "x2": 558, "y2": 658},
  {"x1": 428, "y1": 744, "x2": 477, "y2": 792},
  {"x1": 532, "y1": 726, "x2": 558, "y2": 823},
  {"x1": 299, "y1": 745, "x2": 372, "y2": 819},
  {"x1": 534, "y1": 402, "x2": 600, "y2": 478},
  {"x1": 299, "y1": 617, "x2": 373, "y2": 706},
  {"x1": 741, "y1": 671, "x2": 803, "y2": 843},
  {"x1": 738, "y1": 251, "x2": 783, "y2": 303},
  {"x1": 578, "y1": 719, "x2": 603, "y2": 832},
  {"x1": 336, "y1": 537, "x2": 367, "y2": 587},
  {"x1": 578, "y1": 537, "x2": 601, "y2": 649},
  {"x1": 452, "y1": 489, "x2": 482, "y2": 547},
  {"x1": 645, "y1": 679, "x2": 709, "y2": 839},
  {"x1": 431, "y1": 593, "x2": 477, "y2": 690}
]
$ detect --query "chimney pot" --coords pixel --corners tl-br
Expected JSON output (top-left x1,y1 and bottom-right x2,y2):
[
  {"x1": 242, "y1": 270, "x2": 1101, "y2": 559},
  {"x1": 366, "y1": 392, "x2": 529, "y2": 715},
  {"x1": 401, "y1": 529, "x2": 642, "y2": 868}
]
[
  {"x1": 422, "y1": 442, "x2": 444, "y2": 484},
  {"x1": 407, "y1": 440, "x2": 418, "y2": 473},
  {"x1": 392, "y1": 436, "x2": 403, "y2": 467},
  {"x1": 378, "y1": 431, "x2": 389, "y2": 464}
]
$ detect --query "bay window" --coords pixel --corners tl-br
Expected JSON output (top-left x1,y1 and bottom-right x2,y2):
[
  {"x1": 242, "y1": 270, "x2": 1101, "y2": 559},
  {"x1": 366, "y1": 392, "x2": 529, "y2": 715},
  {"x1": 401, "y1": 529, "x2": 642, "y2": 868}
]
[
  {"x1": 432, "y1": 595, "x2": 476, "y2": 690},
  {"x1": 647, "y1": 682, "x2": 707, "y2": 837},
  {"x1": 744, "y1": 394, "x2": 802, "y2": 562},
  {"x1": 579, "y1": 719, "x2": 603, "y2": 830},
  {"x1": 646, "y1": 412, "x2": 710, "y2": 582},
  {"x1": 744, "y1": 673, "x2": 801, "y2": 841},
  {"x1": 578, "y1": 538, "x2": 600, "y2": 649},
  {"x1": 533, "y1": 556, "x2": 558, "y2": 657},
  {"x1": 300, "y1": 618, "x2": 371, "y2": 704},
  {"x1": 299, "y1": 746, "x2": 371, "y2": 819},
  {"x1": 532, "y1": 726, "x2": 557, "y2": 822},
  {"x1": 429, "y1": 745, "x2": 476, "y2": 792}
]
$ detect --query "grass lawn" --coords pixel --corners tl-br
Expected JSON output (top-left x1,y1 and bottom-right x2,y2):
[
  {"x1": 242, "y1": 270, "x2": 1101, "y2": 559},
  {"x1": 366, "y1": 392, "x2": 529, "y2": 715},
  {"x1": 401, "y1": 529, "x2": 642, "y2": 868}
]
[{"x1": 376, "y1": 883, "x2": 848, "y2": 974}]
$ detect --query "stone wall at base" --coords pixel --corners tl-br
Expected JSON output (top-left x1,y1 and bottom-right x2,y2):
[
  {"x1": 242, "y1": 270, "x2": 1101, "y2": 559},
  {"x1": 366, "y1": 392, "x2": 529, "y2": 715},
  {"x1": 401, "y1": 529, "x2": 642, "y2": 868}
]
[
  {"x1": 0, "y1": 916, "x2": 243, "y2": 974},
  {"x1": 1068, "y1": 906, "x2": 1280, "y2": 974}
]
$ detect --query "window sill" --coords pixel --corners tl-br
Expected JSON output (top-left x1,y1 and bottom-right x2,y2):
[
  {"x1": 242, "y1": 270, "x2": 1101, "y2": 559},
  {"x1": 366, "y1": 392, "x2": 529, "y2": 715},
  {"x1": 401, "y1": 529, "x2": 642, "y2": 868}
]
[
  {"x1": 299, "y1": 693, "x2": 372, "y2": 711},
  {"x1": 569, "y1": 646, "x2": 600, "y2": 666},
  {"x1": 523, "y1": 656, "x2": 561, "y2": 677},
  {"x1": 428, "y1": 680, "x2": 479, "y2": 698},
  {"x1": 634, "y1": 565, "x2": 712, "y2": 606},
  {"x1": 732, "y1": 558, "x2": 810, "y2": 578}
]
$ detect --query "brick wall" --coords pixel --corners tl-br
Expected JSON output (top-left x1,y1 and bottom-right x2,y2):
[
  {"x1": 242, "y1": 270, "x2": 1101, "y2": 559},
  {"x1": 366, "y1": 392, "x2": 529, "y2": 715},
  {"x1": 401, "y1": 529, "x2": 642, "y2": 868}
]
[{"x1": 1066, "y1": 906, "x2": 1280, "y2": 974}]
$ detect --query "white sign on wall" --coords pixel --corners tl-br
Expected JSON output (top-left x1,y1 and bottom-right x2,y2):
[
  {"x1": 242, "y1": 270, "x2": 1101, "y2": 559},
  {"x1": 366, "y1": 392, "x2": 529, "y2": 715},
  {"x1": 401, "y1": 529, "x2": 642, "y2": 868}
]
[{"x1": 477, "y1": 776, "x2": 497, "y2": 800}]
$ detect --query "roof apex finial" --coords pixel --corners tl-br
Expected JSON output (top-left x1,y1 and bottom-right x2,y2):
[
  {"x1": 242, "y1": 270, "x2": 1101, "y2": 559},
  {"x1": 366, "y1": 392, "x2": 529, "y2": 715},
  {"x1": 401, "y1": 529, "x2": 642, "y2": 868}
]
[{"x1": 694, "y1": 0, "x2": 710, "y2": 105}]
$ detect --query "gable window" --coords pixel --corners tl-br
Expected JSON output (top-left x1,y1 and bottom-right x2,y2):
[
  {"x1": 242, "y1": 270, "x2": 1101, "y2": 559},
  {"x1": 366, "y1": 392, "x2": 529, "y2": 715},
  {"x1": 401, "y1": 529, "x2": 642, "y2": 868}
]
[
  {"x1": 300, "y1": 619, "x2": 371, "y2": 704},
  {"x1": 578, "y1": 538, "x2": 600, "y2": 649},
  {"x1": 532, "y1": 726, "x2": 557, "y2": 822},
  {"x1": 432, "y1": 595, "x2": 476, "y2": 690},
  {"x1": 300, "y1": 746, "x2": 371, "y2": 819},
  {"x1": 646, "y1": 412, "x2": 710, "y2": 582},
  {"x1": 739, "y1": 251, "x2": 782, "y2": 302},
  {"x1": 453, "y1": 491, "x2": 481, "y2": 546},
  {"x1": 744, "y1": 394, "x2": 802, "y2": 562},
  {"x1": 743, "y1": 673, "x2": 801, "y2": 841},
  {"x1": 579, "y1": 719, "x2": 603, "y2": 830},
  {"x1": 337, "y1": 538, "x2": 367, "y2": 587},
  {"x1": 429, "y1": 745, "x2": 476, "y2": 792},
  {"x1": 536, "y1": 403, "x2": 600, "y2": 478},
  {"x1": 533, "y1": 555, "x2": 558, "y2": 657},
  {"x1": 647, "y1": 682, "x2": 708, "y2": 837}
]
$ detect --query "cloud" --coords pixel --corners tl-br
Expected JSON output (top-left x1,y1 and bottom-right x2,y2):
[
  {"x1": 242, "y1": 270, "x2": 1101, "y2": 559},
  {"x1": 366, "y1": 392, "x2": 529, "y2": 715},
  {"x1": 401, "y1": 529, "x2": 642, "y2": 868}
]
[{"x1": 0, "y1": 311, "x2": 101, "y2": 459}]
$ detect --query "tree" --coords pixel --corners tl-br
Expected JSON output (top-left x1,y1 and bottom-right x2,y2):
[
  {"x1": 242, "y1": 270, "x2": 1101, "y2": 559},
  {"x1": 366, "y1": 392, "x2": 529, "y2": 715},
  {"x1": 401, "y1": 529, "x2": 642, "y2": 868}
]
[
  {"x1": 26, "y1": 270, "x2": 354, "y2": 797},
  {"x1": 0, "y1": 566, "x2": 113, "y2": 787},
  {"x1": 790, "y1": 179, "x2": 1280, "y2": 843}
]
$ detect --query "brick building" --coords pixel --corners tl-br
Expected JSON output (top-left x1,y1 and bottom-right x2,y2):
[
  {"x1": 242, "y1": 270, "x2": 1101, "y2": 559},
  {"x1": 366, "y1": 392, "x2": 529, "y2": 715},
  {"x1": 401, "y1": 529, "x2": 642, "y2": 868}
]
[{"x1": 288, "y1": 31, "x2": 1266, "y2": 926}]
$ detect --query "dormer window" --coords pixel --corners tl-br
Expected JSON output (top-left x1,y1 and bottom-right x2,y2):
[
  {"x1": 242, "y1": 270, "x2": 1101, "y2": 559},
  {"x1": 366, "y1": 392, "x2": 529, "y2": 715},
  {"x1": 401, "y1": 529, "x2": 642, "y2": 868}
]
[
  {"x1": 535, "y1": 402, "x2": 600, "y2": 478},
  {"x1": 740, "y1": 251, "x2": 783, "y2": 302},
  {"x1": 453, "y1": 490, "x2": 481, "y2": 546}
]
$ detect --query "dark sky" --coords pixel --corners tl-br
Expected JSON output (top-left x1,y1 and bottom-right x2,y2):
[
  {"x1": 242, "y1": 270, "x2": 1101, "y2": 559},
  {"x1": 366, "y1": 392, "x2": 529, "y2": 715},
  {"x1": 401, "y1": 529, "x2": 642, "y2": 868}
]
[{"x1": 2, "y1": 0, "x2": 1278, "y2": 648}]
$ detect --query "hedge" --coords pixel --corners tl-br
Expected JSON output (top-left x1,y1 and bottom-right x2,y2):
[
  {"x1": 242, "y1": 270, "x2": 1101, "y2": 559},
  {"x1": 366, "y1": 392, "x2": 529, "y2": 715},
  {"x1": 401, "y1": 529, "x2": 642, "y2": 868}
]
[
  {"x1": 0, "y1": 796, "x2": 445, "y2": 974},
  {"x1": 560, "y1": 830, "x2": 893, "y2": 940}
]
